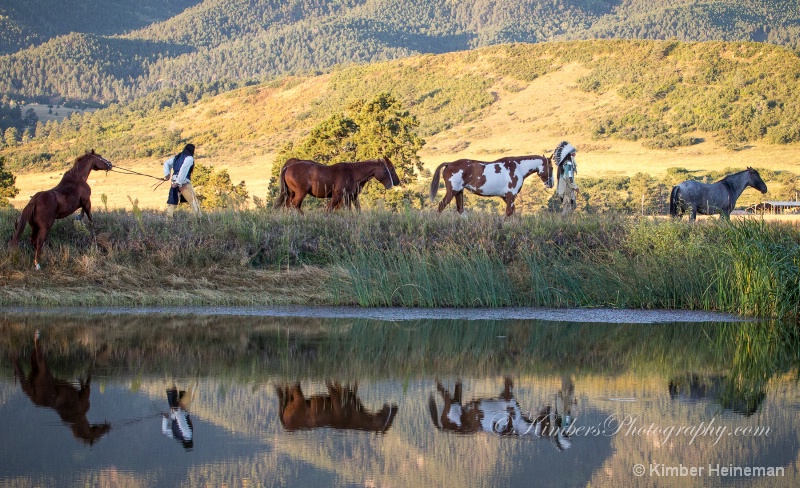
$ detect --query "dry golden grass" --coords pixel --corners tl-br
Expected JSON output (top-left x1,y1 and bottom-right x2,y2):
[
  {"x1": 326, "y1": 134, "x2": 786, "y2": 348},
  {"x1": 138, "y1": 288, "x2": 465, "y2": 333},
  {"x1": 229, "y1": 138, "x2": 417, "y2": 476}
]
[{"x1": 9, "y1": 56, "x2": 800, "y2": 211}]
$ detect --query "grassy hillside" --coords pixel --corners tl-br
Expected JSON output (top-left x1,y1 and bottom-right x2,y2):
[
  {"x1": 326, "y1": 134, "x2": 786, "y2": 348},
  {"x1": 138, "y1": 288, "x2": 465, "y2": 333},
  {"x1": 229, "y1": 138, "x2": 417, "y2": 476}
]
[
  {"x1": 3, "y1": 40, "x2": 800, "y2": 211},
  {"x1": 2, "y1": 1, "x2": 800, "y2": 104}
]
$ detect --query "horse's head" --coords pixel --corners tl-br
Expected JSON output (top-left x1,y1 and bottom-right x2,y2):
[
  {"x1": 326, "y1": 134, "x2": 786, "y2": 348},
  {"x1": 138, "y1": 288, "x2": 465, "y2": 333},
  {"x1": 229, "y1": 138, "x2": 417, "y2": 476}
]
[
  {"x1": 378, "y1": 157, "x2": 401, "y2": 189},
  {"x1": 747, "y1": 167, "x2": 768, "y2": 194},
  {"x1": 541, "y1": 156, "x2": 555, "y2": 189},
  {"x1": 87, "y1": 149, "x2": 113, "y2": 171}
]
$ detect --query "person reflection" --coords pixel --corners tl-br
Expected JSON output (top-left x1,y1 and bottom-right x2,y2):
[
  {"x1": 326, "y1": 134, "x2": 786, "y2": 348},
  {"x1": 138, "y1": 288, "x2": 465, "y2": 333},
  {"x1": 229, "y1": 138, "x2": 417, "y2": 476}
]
[
  {"x1": 162, "y1": 381, "x2": 197, "y2": 450},
  {"x1": 428, "y1": 377, "x2": 571, "y2": 450},
  {"x1": 11, "y1": 330, "x2": 110, "y2": 445},
  {"x1": 275, "y1": 381, "x2": 398, "y2": 433}
]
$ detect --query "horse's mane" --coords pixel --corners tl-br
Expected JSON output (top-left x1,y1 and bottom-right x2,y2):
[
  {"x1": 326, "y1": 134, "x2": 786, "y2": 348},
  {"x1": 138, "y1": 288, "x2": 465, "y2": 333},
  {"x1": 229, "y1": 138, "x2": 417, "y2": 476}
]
[
  {"x1": 62, "y1": 153, "x2": 92, "y2": 179},
  {"x1": 718, "y1": 168, "x2": 753, "y2": 186}
]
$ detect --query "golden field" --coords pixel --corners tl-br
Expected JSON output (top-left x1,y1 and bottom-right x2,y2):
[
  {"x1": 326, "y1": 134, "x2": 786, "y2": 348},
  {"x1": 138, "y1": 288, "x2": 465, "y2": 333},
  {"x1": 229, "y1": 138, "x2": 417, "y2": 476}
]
[{"x1": 7, "y1": 42, "x2": 800, "y2": 212}]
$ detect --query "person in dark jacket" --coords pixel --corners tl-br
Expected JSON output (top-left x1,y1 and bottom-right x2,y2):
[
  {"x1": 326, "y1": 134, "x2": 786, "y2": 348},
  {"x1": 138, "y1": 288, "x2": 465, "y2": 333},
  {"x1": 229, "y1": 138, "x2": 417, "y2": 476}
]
[{"x1": 163, "y1": 143, "x2": 201, "y2": 217}]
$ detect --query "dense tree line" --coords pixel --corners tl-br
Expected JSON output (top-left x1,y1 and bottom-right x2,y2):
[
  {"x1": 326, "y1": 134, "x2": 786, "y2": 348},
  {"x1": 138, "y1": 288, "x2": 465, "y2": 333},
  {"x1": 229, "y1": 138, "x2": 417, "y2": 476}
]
[
  {"x1": 6, "y1": 40, "x2": 800, "y2": 174},
  {"x1": 2, "y1": 0, "x2": 800, "y2": 105},
  {"x1": 0, "y1": 0, "x2": 201, "y2": 54},
  {"x1": 0, "y1": 99, "x2": 37, "y2": 147}
]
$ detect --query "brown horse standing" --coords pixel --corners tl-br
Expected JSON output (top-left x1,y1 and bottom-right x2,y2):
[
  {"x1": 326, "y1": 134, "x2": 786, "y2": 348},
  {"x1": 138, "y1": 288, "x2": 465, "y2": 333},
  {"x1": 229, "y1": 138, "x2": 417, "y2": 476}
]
[
  {"x1": 275, "y1": 381, "x2": 398, "y2": 433},
  {"x1": 429, "y1": 153, "x2": 555, "y2": 216},
  {"x1": 11, "y1": 330, "x2": 111, "y2": 445},
  {"x1": 275, "y1": 157, "x2": 401, "y2": 213},
  {"x1": 9, "y1": 150, "x2": 112, "y2": 269}
]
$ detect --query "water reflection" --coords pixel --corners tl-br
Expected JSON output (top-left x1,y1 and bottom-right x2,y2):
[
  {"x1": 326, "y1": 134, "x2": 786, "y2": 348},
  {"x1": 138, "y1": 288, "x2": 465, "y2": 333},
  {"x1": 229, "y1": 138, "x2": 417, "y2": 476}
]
[
  {"x1": 0, "y1": 312, "x2": 798, "y2": 487},
  {"x1": 10, "y1": 329, "x2": 110, "y2": 446},
  {"x1": 162, "y1": 381, "x2": 197, "y2": 450},
  {"x1": 669, "y1": 373, "x2": 766, "y2": 416},
  {"x1": 276, "y1": 381, "x2": 398, "y2": 433},
  {"x1": 429, "y1": 377, "x2": 571, "y2": 451}
]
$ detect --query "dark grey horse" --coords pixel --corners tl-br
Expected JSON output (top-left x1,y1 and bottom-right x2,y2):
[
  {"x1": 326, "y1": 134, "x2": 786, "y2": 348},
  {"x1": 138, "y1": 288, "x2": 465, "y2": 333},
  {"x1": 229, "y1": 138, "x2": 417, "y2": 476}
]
[{"x1": 669, "y1": 167, "x2": 767, "y2": 221}]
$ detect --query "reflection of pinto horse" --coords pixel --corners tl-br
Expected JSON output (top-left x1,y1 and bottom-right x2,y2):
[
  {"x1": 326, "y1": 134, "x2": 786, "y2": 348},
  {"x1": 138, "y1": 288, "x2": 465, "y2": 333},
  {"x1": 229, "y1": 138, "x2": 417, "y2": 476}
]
[
  {"x1": 670, "y1": 167, "x2": 767, "y2": 221},
  {"x1": 275, "y1": 157, "x2": 401, "y2": 213},
  {"x1": 428, "y1": 378, "x2": 570, "y2": 449},
  {"x1": 429, "y1": 152, "x2": 554, "y2": 216},
  {"x1": 9, "y1": 150, "x2": 113, "y2": 269},
  {"x1": 276, "y1": 381, "x2": 398, "y2": 433},
  {"x1": 11, "y1": 331, "x2": 111, "y2": 445}
]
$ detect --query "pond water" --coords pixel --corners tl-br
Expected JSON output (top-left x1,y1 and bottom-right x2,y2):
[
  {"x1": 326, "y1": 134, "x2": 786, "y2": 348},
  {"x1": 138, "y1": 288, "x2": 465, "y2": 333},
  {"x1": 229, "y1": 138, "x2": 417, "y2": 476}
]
[{"x1": 0, "y1": 308, "x2": 798, "y2": 488}]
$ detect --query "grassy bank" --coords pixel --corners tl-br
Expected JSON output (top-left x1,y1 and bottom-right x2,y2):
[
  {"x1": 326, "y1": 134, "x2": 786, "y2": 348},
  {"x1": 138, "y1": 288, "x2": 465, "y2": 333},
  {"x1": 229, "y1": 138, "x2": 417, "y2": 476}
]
[{"x1": 1, "y1": 208, "x2": 798, "y2": 321}]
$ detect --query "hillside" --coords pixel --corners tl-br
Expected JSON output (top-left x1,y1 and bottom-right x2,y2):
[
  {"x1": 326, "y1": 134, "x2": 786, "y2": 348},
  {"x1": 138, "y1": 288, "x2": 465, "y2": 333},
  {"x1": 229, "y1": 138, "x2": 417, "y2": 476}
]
[
  {"x1": 2, "y1": 0, "x2": 800, "y2": 105},
  {"x1": 4, "y1": 40, "x2": 800, "y2": 211}
]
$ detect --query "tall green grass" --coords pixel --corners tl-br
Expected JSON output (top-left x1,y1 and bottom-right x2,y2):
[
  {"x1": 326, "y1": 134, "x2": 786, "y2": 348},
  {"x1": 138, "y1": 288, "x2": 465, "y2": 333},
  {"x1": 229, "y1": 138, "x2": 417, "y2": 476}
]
[{"x1": 1, "y1": 207, "x2": 798, "y2": 321}]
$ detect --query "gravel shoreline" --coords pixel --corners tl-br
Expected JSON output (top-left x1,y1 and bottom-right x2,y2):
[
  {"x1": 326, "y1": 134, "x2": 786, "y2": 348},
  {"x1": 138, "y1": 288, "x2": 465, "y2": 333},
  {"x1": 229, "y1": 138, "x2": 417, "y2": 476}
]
[{"x1": 0, "y1": 306, "x2": 749, "y2": 323}]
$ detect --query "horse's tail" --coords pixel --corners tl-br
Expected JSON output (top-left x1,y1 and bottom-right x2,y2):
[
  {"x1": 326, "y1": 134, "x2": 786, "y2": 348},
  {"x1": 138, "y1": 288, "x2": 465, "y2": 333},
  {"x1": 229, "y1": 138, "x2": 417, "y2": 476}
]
[
  {"x1": 9, "y1": 197, "x2": 36, "y2": 247},
  {"x1": 427, "y1": 395, "x2": 442, "y2": 429},
  {"x1": 429, "y1": 162, "x2": 449, "y2": 202},
  {"x1": 274, "y1": 164, "x2": 290, "y2": 208},
  {"x1": 669, "y1": 185, "x2": 679, "y2": 217}
]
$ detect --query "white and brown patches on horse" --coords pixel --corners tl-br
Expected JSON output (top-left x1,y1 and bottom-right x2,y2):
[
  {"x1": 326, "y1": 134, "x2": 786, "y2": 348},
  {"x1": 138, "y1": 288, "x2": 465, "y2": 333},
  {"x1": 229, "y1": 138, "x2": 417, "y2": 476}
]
[{"x1": 507, "y1": 162, "x2": 520, "y2": 190}]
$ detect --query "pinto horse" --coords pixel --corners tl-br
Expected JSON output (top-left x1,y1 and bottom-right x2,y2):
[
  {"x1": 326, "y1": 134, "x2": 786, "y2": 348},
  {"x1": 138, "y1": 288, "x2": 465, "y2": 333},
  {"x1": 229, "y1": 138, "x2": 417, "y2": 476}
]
[
  {"x1": 275, "y1": 381, "x2": 398, "y2": 433},
  {"x1": 669, "y1": 167, "x2": 767, "y2": 221},
  {"x1": 9, "y1": 150, "x2": 112, "y2": 269},
  {"x1": 428, "y1": 378, "x2": 571, "y2": 450},
  {"x1": 275, "y1": 157, "x2": 400, "y2": 213},
  {"x1": 429, "y1": 151, "x2": 554, "y2": 216},
  {"x1": 11, "y1": 330, "x2": 111, "y2": 445}
]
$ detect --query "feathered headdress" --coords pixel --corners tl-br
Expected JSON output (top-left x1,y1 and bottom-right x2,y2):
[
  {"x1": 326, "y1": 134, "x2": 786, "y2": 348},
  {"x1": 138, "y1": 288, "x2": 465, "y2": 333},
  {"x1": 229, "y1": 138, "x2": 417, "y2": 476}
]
[{"x1": 553, "y1": 141, "x2": 576, "y2": 165}]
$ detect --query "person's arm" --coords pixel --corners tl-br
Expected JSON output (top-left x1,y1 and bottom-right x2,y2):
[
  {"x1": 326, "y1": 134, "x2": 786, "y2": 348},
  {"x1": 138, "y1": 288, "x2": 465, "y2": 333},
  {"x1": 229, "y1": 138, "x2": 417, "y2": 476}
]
[
  {"x1": 163, "y1": 157, "x2": 174, "y2": 180},
  {"x1": 175, "y1": 156, "x2": 194, "y2": 185}
]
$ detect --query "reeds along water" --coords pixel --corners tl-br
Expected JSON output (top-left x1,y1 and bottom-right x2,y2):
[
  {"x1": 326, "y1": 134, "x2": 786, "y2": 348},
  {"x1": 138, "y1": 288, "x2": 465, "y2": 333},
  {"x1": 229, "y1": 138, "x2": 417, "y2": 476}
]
[
  {"x1": 0, "y1": 208, "x2": 798, "y2": 322},
  {"x1": 1, "y1": 315, "x2": 797, "y2": 389}
]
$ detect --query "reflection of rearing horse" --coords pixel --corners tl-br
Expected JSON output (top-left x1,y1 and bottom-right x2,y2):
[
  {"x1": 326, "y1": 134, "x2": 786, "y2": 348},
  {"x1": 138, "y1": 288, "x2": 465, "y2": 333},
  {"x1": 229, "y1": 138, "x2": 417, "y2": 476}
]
[
  {"x1": 276, "y1": 381, "x2": 398, "y2": 433},
  {"x1": 428, "y1": 378, "x2": 571, "y2": 450},
  {"x1": 11, "y1": 330, "x2": 111, "y2": 445}
]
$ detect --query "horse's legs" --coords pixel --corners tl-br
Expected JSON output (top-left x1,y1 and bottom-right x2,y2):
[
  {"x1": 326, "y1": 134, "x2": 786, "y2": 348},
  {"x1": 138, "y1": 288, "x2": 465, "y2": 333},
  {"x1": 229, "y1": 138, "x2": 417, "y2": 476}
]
[
  {"x1": 80, "y1": 201, "x2": 96, "y2": 235},
  {"x1": 454, "y1": 192, "x2": 465, "y2": 214},
  {"x1": 504, "y1": 194, "x2": 516, "y2": 217},
  {"x1": 453, "y1": 380, "x2": 463, "y2": 404},
  {"x1": 290, "y1": 192, "x2": 306, "y2": 214},
  {"x1": 33, "y1": 231, "x2": 45, "y2": 270},
  {"x1": 328, "y1": 189, "x2": 344, "y2": 211},
  {"x1": 501, "y1": 377, "x2": 513, "y2": 401},
  {"x1": 437, "y1": 189, "x2": 455, "y2": 213}
]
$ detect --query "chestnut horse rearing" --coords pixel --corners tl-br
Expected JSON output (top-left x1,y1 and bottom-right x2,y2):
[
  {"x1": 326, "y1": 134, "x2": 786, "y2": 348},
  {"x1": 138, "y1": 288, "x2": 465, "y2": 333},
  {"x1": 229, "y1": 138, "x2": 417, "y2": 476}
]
[
  {"x1": 429, "y1": 152, "x2": 555, "y2": 216},
  {"x1": 9, "y1": 150, "x2": 112, "y2": 269},
  {"x1": 276, "y1": 381, "x2": 398, "y2": 433},
  {"x1": 276, "y1": 157, "x2": 401, "y2": 213}
]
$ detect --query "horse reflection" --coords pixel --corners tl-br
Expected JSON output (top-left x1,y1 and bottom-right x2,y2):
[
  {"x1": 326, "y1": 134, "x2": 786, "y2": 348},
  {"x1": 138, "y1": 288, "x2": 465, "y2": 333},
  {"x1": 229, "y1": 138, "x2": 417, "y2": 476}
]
[
  {"x1": 428, "y1": 377, "x2": 571, "y2": 450},
  {"x1": 669, "y1": 373, "x2": 765, "y2": 416},
  {"x1": 276, "y1": 381, "x2": 398, "y2": 433},
  {"x1": 11, "y1": 330, "x2": 110, "y2": 445}
]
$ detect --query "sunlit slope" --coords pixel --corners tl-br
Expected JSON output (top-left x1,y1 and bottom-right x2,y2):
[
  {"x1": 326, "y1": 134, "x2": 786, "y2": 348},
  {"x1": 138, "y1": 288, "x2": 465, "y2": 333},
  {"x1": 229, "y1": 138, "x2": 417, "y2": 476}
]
[{"x1": 7, "y1": 40, "x2": 800, "y2": 210}]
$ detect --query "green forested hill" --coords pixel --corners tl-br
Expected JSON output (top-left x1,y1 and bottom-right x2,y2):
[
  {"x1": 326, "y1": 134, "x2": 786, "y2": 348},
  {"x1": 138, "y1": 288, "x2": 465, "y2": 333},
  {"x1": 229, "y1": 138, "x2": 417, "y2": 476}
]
[
  {"x1": 0, "y1": 0, "x2": 201, "y2": 54},
  {"x1": 1, "y1": 0, "x2": 800, "y2": 106},
  {"x1": 6, "y1": 40, "x2": 800, "y2": 169}
]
